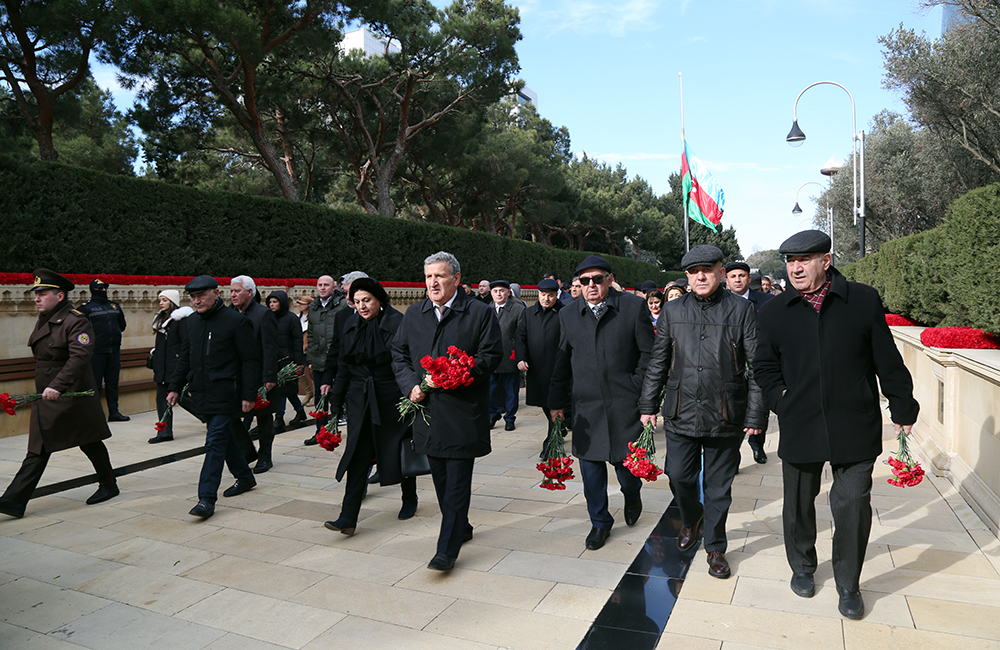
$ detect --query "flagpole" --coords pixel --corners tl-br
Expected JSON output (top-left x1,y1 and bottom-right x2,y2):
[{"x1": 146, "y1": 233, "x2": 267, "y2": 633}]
[{"x1": 679, "y1": 72, "x2": 690, "y2": 253}]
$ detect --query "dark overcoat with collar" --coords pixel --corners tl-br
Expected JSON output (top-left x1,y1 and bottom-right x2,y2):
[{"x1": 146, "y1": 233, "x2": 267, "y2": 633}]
[
  {"x1": 753, "y1": 267, "x2": 919, "y2": 465},
  {"x1": 747, "y1": 289, "x2": 773, "y2": 311},
  {"x1": 514, "y1": 299, "x2": 563, "y2": 407},
  {"x1": 493, "y1": 299, "x2": 525, "y2": 374},
  {"x1": 548, "y1": 288, "x2": 654, "y2": 462},
  {"x1": 390, "y1": 290, "x2": 503, "y2": 459},
  {"x1": 329, "y1": 306, "x2": 409, "y2": 485},
  {"x1": 28, "y1": 300, "x2": 112, "y2": 454}
]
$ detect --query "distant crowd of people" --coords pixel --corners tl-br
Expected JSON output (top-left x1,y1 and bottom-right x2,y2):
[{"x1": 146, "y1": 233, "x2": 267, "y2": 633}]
[{"x1": 0, "y1": 230, "x2": 919, "y2": 622}]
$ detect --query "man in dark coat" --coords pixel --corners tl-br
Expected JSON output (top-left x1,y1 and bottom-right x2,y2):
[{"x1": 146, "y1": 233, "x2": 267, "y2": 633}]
[
  {"x1": 640, "y1": 246, "x2": 768, "y2": 579},
  {"x1": 725, "y1": 260, "x2": 773, "y2": 464},
  {"x1": 514, "y1": 278, "x2": 564, "y2": 455},
  {"x1": 78, "y1": 278, "x2": 130, "y2": 421},
  {"x1": 0, "y1": 270, "x2": 120, "y2": 519},
  {"x1": 231, "y1": 275, "x2": 279, "y2": 473},
  {"x1": 488, "y1": 279, "x2": 524, "y2": 431},
  {"x1": 391, "y1": 252, "x2": 503, "y2": 571},
  {"x1": 265, "y1": 290, "x2": 307, "y2": 433},
  {"x1": 304, "y1": 274, "x2": 347, "y2": 445},
  {"x1": 754, "y1": 230, "x2": 919, "y2": 621},
  {"x1": 549, "y1": 255, "x2": 654, "y2": 551},
  {"x1": 167, "y1": 276, "x2": 261, "y2": 519}
]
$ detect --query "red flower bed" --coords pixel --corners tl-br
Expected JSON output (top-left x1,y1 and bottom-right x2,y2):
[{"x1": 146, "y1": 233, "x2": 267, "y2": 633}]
[
  {"x1": 920, "y1": 327, "x2": 1000, "y2": 350},
  {"x1": 0, "y1": 272, "x2": 431, "y2": 288},
  {"x1": 885, "y1": 313, "x2": 922, "y2": 327}
]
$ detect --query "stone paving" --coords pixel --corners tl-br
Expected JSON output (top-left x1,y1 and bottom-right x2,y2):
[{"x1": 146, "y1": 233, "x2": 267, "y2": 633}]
[{"x1": 0, "y1": 402, "x2": 998, "y2": 649}]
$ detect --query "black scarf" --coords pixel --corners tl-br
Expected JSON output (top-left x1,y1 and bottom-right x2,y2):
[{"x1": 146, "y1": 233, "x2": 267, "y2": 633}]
[{"x1": 345, "y1": 310, "x2": 390, "y2": 366}]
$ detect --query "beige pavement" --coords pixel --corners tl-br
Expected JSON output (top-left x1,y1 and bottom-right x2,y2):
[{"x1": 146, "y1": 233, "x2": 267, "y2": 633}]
[{"x1": 0, "y1": 403, "x2": 997, "y2": 649}]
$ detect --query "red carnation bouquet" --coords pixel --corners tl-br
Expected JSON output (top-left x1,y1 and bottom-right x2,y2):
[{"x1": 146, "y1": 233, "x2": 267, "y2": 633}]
[
  {"x1": 1, "y1": 390, "x2": 95, "y2": 415},
  {"x1": 253, "y1": 386, "x2": 271, "y2": 410},
  {"x1": 154, "y1": 383, "x2": 189, "y2": 433},
  {"x1": 625, "y1": 422, "x2": 664, "y2": 481},
  {"x1": 537, "y1": 416, "x2": 574, "y2": 490},
  {"x1": 316, "y1": 417, "x2": 343, "y2": 451},
  {"x1": 920, "y1": 327, "x2": 1000, "y2": 350},
  {"x1": 397, "y1": 346, "x2": 475, "y2": 424},
  {"x1": 276, "y1": 362, "x2": 305, "y2": 386},
  {"x1": 308, "y1": 395, "x2": 329, "y2": 422},
  {"x1": 886, "y1": 428, "x2": 925, "y2": 488}
]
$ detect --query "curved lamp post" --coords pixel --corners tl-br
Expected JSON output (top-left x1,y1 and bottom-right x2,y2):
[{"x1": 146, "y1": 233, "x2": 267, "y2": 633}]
[
  {"x1": 791, "y1": 181, "x2": 824, "y2": 216},
  {"x1": 786, "y1": 81, "x2": 867, "y2": 258}
]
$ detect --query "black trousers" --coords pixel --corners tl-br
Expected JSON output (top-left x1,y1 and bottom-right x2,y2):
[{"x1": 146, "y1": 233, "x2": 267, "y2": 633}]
[
  {"x1": 579, "y1": 459, "x2": 642, "y2": 530},
  {"x1": 427, "y1": 456, "x2": 475, "y2": 557},
  {"x1": 665, "y1": 430, "x2": 743, "y2": 553},
  {"x1": 339, "y1": 418, "x2": 417, "y2": 523},
  {"x1": 91, "y1": 350, "x2": 122, "y2": 414},
  {"x1": 2, "y1": 441, "x2": 116, "y2": 505},
  {"x1": 155, "y1": 383, "x2": 173, "y2": 437},
  {"x1": 782, "y1": 457, "x2": 876, "y2": 593}
]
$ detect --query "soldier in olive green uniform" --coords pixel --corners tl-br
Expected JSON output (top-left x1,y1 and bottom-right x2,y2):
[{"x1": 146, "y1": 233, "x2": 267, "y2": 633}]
[{"x1": 0, "y1": 270, "x2": 119, "y2": 519}]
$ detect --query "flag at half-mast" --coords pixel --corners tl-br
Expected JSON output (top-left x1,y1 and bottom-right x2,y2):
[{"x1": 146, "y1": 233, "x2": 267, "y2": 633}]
[{"x1": 681, "y1": 142, "x2": 723, "y2": 232}]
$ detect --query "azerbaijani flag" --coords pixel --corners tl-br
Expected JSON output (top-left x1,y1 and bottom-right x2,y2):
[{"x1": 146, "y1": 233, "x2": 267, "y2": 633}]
[{"x1": 681, "y1": 142, "x2": 723, "y2": 232}]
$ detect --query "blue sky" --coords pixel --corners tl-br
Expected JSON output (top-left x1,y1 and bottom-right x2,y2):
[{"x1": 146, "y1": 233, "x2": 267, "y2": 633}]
[{"x1": 92, "y1": 0, "x2": 942, "y2": 256}]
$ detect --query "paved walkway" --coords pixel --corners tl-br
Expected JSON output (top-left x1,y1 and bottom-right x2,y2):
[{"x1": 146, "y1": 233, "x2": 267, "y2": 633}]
[{"x1": 0, "y1": 403, "x2": 998, "y2": 649}]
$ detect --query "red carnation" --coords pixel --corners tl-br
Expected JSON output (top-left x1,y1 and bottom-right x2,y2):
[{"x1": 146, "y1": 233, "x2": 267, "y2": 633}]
[{"x1": 920, "y1": 327, "x2": 1000, "y2": 350}]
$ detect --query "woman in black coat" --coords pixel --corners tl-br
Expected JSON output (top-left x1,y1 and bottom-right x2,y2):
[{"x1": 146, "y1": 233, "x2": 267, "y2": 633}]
[
  {"x1": 324, "y1": 278, "x2": 417, "y2": 535},
  {"x1": 266, "y1": 290, "x2": 307, "y2": 431},
  {"x1": 150, "y1": 290, "x2": 193, "y2": 443}
]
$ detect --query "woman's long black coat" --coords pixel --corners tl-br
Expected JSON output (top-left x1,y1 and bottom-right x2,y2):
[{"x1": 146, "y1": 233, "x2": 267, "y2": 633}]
[{"x1": 329, "y1": 306, "x2": 409, "y2": 486}]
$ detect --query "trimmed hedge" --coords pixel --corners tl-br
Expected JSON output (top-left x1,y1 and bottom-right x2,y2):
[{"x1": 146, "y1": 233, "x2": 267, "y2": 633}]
[
  {"x1": 843, "y1": 182, "x2": 1000, "y2": 334},
  {"x1": 0, "y1": 156, "x2": 671, "y2": 287}
]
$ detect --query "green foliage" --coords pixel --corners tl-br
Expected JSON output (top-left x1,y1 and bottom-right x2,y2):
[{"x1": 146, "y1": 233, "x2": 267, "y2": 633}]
[
  {"x1": 842, "y1": 182, "x2": 1000, "y2": 333},
  {"x1": 0, "y1": 155, "x2": 667, "y2": 287}
]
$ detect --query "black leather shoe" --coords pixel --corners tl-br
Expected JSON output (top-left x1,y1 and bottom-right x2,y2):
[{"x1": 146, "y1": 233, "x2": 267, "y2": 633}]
[
  {"x1": 752, "y1": 447, "x2": 767, "y2": 464},
  {"x1": 677, "y1": 515, "x2": 704, "y2": 551},
  {"x1": 624, "y1": 493, "x2": 642, "y2": 526},
  {"x1": 707, "y1": 551, "x2": 731, "y2": 578},
  {"x1": 252, "y1": 459, "x2": 273, "y2": 474},
  {"x1": 585, "y1": 527, "x2": 610, "y2": 550},
  {"x1": 837, "y1": 586, "x2": 865, "y2": 620},
  {"x1": 324, "y1": 517, "x2": 357, "y2": 536},
  {"x1": 428, "y1": 552, "x2": 456, "y2": 571},
  {"x1": 490, "y1": 416, "x2": 500, "y2": 429},
  {"x1": 222, "y1": 479, "x2": 257, "y2": 498},
  {"x1": 303, "y1": 434, "x2": 318, "y2": 446},
  {"x1": 86, "y1": 484, "x2": 120, "y2": 505},
  {"x1": 273, "y1": 416, "x2": 286, "y2": 433},
  {"x1": 791, "y1": 572, "x2": 815, "y2": 598},
  {"x1": 148, "y1": 435, "x2": 173, "y2": 444},
  {"x1": 189, "y1": 500, "x2": 215, "y2": 518},
  {"x1": 398, "y1": 501, "x2": 418, "y2": 520},
  {"x1": 462, "y1": 526, "x2": 474, "y2": 543},
  {"x1": 289, "y1": 410, "x2": 307, "y2": 426},
  {"x1": 107, "y1": 413, "x2": 130, "y2": 422},
  {"x1": 504, "y1": 420, "x2": 515, "y2": 431},
  {"x1": 0, "y1": 497, "x2": 26, "y2": 519}
]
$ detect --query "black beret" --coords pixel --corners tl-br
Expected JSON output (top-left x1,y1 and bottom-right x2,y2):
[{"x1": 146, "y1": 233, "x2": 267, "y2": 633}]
[
  {"x1": 674, "y1": 277, "x2": 688, "y2": 287},
  {"x1": 89, "y1": 278, "x2": 109, "y2": 292},
  {"x1": 30, "y1": 268, "x2": 74, "y2": 293},
  {"x1": 575, "y1": 255, "x2": 613, "y2": 275},
  {"x1": 349, "y1": 277, "x2": 391, "y2": 306},
  {"x1": 725, "y1": 261, "x2": 750, "y2": 274},
  {"x1": 681, "y1": 245, "x2": 724, "y2": 271},
  {"x1": 779, "y1": 229, "x2": 831, "y2": 256},
  {"x1": 638, "y1": 280, "x2": 658, "y2": 292},
  {"x1": 185, "y1": 275, "x2": 219, "y2": 294},
  {"x1": 489, "y1": 279, "x2": 510, "y2": 289},
  {"x1": 537, "y1": 278, "x2": 560, "y2": 292}
]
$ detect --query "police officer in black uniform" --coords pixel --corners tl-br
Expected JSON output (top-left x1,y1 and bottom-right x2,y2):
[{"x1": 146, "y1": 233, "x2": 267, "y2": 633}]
[{"x1": 78, "y1": 279, "x2": 129, "y2": 421}]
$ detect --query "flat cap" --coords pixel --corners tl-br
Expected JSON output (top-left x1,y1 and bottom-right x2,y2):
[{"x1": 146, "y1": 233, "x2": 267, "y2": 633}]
[
  {"x1": 490, "y1": 279, "x2": 510, "y2": 289},
  {"x1": 638, "y1": 280, "x2": 658, "y2": 292},
  {"x1": 537, "y1": 278, "x2": 560, "y2": 292},
  {"x1": 779, "y1": 229, "x2": 831, "y2": 256},
  {"x1": 674, "y1": 277, "x2": 689, "y2": 287},
  {"x1": 575, "y1": 255, "x2": 613, "y2": 275},
  {"x1": 681, "y1": 245, "x2": 724, "y2": 271},
  {"x1": 30, "y1": 268, "x2": 74, "y2": 293},
  {"x1": 184, "y1": 275, "x2": 218, "y2": 294},
  {"x1": 725, "y1": 261, "x2": 750, "y2": 274}
]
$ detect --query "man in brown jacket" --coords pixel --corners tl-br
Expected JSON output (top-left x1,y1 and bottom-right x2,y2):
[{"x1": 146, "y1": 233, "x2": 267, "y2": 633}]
[{"x1": 0, "y1": 269, "x2": 119, "y2": 519}]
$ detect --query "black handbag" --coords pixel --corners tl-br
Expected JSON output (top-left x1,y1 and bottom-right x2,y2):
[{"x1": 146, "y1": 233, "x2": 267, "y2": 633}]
[
  {"x1": 400, "y1": 437, "x2": 431, "y2": 477},
  {"x1": 145, "y1": 350, "x2": 155, "y2": 369}
]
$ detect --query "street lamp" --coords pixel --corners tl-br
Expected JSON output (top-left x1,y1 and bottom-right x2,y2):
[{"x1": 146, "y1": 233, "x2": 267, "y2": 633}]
[
  {"x1": 791, "y1": 181, "x2": 823, "y2": 216},
  {"x1": 786, "y1": 81, "x2": 867, "y2": 258}
]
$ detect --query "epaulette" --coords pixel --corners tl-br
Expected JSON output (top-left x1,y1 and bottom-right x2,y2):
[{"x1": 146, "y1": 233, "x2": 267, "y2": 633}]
[{"x1": 71, "y1": 309, "x2": 83, "y2": 315}]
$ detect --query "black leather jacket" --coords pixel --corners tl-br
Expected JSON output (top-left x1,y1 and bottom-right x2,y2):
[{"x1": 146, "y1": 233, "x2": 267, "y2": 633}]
[{"x1": 638, "y1": 287, "x2": 768, "y2": 437}]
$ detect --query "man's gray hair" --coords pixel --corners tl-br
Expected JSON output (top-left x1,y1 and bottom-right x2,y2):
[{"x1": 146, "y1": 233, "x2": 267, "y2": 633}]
[
  {"x1": 340, "y1": 271, "x2": 369, "y2": 287},
  {"x1": 424, "y1": 251, "x2": 460, "y2": 275},
  {"x1": 231, "y1": 275, "x2": 257, "y2": 297}
]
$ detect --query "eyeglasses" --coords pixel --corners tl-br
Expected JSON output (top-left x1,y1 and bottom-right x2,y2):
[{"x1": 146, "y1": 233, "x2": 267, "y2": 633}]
[{"x1": 579, "y1": 274, "x2": 606, "y2": 285}]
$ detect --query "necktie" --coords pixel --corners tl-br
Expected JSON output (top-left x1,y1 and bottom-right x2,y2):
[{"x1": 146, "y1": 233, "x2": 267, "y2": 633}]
[
  {"x1": 592, "y1": 302, "x2": 606, "y2": 320},
  {"x1": 436, "y1": 305, "x2": 449, "y2": 321}
]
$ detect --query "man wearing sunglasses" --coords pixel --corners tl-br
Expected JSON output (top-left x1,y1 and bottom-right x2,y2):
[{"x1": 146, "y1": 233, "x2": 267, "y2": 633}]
[{"x1": 549, "y1": 255, "x2": 654, "y2": 551}]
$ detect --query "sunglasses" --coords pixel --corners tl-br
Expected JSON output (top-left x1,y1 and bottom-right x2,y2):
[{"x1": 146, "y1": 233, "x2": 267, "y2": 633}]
[{"x1": 579, "y1": 274, "x2": 607, "y2": 285}]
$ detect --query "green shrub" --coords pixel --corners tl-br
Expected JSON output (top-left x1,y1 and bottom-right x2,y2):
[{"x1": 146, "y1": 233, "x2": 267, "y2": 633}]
[{"x1": 0, "y1": 156, "x2": 672, "y2": 287}]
